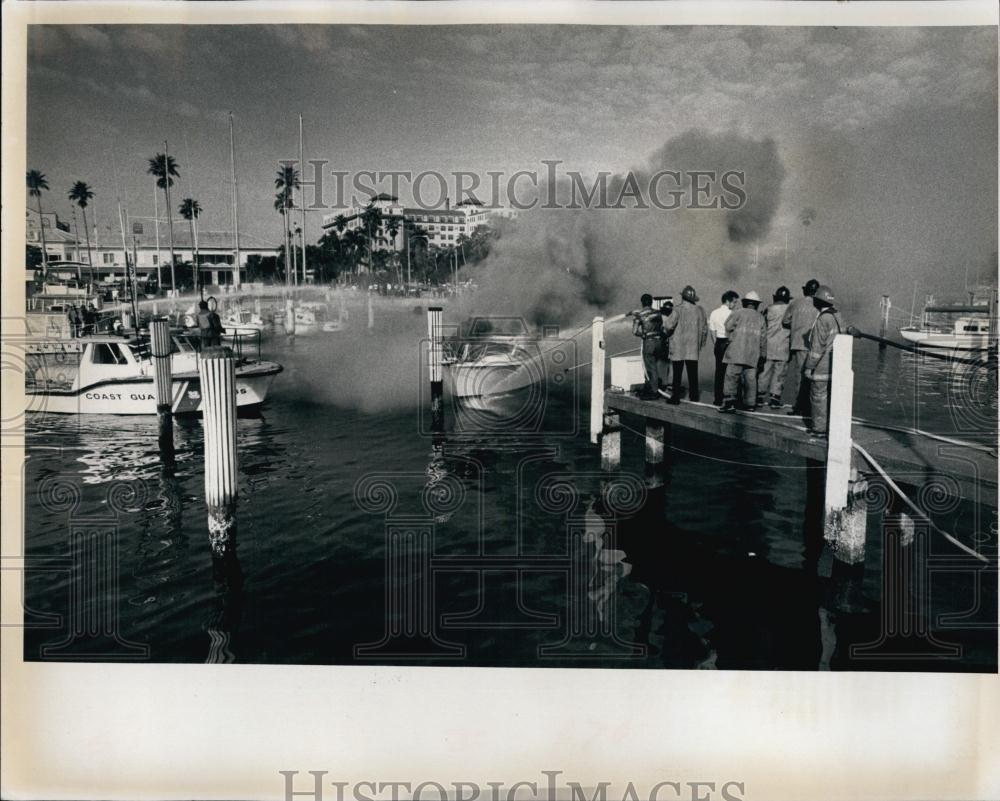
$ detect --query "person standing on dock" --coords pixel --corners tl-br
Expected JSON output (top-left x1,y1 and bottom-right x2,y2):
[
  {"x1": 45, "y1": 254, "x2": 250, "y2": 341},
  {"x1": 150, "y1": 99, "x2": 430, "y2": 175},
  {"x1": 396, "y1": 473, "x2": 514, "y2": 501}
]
[
  {"x1": 757, "y1": 285, "x2": 791, "y2": 408},
  {"x1": 664, "y1": 284, "x2": 708, "y2": 404},
  {"x1": 198, "y1": 300, "x2": 225, "y2": 348},
  {"x1": 631, "y1": 294, "x2": 669, "y2": 400},
  {"x1": 719, "y1": 290, "x2": 766, "y2": 413},
  {"x1": 782, "y1": 278, "x2": 820, "y2": 417},
  {"x1": 708, "y1": 290, "x2": 740, "y2": 405},
  {"x1": 803, "y1": 285, "x2": 844, "y2": 438}
]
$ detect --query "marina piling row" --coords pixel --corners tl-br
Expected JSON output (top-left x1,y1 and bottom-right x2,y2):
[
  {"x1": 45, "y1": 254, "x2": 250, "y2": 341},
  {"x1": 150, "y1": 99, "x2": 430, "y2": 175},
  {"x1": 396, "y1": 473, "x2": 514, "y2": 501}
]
[{"x1": 198, "y1": 346, "x2": 239, "y2": 558}]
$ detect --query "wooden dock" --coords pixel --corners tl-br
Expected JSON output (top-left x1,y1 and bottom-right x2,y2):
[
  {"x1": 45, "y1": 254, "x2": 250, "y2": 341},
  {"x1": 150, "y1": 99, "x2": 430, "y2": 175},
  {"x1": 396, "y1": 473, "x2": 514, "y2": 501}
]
[
  {"x1": 581, "y1": 315, "x2": 997, "y2": 587},
  {"x1": 603, "y1": 389, "x2": 997, "y2": 506}
]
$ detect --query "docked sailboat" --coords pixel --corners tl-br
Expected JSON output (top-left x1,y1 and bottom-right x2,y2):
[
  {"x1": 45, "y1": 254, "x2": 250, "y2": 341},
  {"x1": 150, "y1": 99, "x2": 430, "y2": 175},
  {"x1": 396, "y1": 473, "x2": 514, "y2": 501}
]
[
  {"x1": 25, "y1": 330, "x2": 282, "y2": 415},
  {"x1": 899, "y1": 290, "x2": 997, "y2": 351}
]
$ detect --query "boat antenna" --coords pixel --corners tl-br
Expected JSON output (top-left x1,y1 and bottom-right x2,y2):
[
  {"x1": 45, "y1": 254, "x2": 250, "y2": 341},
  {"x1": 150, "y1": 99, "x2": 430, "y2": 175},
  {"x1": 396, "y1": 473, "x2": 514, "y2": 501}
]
[
  {"x1": 299, "y1": 113, "x2": 307, "y2": 286},
  {"x1": 111, "y1": 149, "x2": 139, "y2": 326}
]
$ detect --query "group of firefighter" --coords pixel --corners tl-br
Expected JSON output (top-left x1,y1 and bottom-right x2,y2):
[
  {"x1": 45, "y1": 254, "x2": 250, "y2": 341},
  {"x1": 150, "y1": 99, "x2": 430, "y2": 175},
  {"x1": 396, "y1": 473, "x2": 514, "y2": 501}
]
[{"x1": 630, "y1": 278, "x2": 843, "y2": 437}]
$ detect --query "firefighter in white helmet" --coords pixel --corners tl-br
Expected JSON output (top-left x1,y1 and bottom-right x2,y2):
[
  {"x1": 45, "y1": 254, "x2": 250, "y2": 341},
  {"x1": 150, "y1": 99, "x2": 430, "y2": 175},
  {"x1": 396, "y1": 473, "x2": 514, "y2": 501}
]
[{"x1": 719, "y1": 291, "x2": 766, "y2": 413}]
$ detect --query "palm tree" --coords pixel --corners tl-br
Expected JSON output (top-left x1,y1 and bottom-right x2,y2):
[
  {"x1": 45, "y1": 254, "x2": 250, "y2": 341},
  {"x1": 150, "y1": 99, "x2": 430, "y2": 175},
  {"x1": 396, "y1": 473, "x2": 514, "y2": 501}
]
[
  {"x1": 68, "y1": 181, "x2": 96, "y2": 283},
  {"x1": 275, "y1": 165, "x2": 299, "y2": 286},
  {"x1": 274, "y1": 192, "x2": 290, "y2": 282},
  {"x1": 26, "y1": 170, "x2": 50, "y2": 275},
  {"x1": 386, "y1": 217, "x2": 401, "y2": 284},
  {"x1": 179, "y1": 198, "x2": 202, "y2": 296},
  {"x1": 360, "y1": 202, "x2": 383, "y2": 273},
  {"x1": 333, "y1": 214, "x2": 348, "y2": 235},
  {"x1": 147, "y1": 152, "x2": 180, "y2": 291}
]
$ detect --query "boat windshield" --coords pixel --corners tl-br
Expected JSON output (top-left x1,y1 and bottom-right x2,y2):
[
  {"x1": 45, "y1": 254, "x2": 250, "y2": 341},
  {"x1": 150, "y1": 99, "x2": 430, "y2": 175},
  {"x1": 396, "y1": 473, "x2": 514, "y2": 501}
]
[
  {"x1": 460, "y1": 342, "x2": 533, "y2": 361},
  {"x1": 468, "y1": 318, "x2": 528, "y2": 337}
]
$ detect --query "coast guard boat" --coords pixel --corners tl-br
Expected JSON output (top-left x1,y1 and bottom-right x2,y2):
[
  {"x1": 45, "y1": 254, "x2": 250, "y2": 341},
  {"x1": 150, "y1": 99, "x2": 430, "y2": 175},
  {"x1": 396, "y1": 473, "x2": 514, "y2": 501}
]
[{"x1": 24, "y1": 330, "x2": 282, "y2": 415}]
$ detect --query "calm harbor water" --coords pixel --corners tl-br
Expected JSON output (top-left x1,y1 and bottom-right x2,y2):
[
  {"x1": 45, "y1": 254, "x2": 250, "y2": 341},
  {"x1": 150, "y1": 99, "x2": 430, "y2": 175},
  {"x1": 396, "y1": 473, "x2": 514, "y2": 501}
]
[{"x1": 22, "y1": 305, "x2": 999, "y2": 670}]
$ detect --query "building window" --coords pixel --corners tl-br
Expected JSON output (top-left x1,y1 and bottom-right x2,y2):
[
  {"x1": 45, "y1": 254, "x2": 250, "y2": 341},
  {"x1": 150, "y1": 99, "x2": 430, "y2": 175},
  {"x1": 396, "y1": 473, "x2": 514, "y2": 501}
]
[
  {"x1": 103, "y1": 253, "x2": 115, "y2": 264},
  {"x1": 152, "y1": 255, "x2": 158, "y2": 266}
]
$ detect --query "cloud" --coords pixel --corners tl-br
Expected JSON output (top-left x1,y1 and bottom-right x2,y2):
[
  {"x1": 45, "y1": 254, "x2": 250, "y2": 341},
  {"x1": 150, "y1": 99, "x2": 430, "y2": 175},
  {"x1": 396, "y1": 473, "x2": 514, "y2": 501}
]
[{"x1": 64, "y1": 26, "x2": 111, "y2": 49}]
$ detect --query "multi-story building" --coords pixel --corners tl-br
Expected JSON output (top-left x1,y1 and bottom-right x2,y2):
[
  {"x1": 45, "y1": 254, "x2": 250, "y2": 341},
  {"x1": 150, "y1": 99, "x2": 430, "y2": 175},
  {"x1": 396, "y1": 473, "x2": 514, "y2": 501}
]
[{"x1": 320, "y1": 194, "x2": 516, "y2": 271}]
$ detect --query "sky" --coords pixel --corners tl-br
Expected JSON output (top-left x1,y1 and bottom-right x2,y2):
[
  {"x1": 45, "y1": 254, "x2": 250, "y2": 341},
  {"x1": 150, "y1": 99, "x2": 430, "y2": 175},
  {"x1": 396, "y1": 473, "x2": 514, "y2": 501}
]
[{"x1": 26, "y1": 24, "x2": 998, "y2": 319}]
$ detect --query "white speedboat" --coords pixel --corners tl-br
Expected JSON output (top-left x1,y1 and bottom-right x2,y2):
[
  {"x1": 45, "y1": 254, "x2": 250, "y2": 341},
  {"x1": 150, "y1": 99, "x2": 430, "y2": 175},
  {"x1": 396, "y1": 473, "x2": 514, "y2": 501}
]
[
  {"x1": 294, "y1": 301, "x2": 344, "y2": 334},
  {"x1": 24, "y1": 331, "x2": 282, "y2": 415},
  {"x1": 223, "y1": 306, "x2": 268, "y2": 333},
  {"x1": 900, "y1": 317, "x2": 992, "y2": 351},
  {"x1": 443, "y1": 317, "x2": 545, "y2": 400}
]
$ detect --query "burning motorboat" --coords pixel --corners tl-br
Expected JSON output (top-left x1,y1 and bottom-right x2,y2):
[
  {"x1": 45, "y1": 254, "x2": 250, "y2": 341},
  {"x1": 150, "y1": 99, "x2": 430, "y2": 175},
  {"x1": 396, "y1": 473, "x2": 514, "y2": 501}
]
[{"x1": 443, "y1": 317, "x2": 546, "y2": 400}]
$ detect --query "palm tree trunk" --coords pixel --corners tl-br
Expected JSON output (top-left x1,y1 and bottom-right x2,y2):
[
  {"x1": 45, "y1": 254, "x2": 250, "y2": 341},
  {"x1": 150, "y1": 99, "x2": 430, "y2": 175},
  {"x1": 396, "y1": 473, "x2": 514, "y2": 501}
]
[
  {"x1": 81, "y1": 207, "x2": 94, "y2": 285},
  {"x1": 164, "y1": 185, "x2": 176, "y2": 292},
  {"x1": 35, "y1": 195, "x2": 49, "y2": 276}
]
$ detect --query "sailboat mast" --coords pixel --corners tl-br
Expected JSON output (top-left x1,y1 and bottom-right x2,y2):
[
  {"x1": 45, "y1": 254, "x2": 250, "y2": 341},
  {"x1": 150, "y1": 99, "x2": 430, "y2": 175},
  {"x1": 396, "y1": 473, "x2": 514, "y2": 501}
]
[
  {"x1": 229, "y1": 112, "x2": 242, "y2": 290},
  {"x1": 299, "y1": 113, "x2": 307, "y2": 285},
  {"x1": 153, "y1": 177, "x2": 162, "y2": 291}
]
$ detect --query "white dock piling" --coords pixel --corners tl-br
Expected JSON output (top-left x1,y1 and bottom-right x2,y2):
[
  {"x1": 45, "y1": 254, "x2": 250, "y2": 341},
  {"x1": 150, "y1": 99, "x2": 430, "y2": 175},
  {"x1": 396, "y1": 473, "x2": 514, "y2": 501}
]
[
  {"x1": 427, "y1": 306, "x2": 444, "y2": 431},
  {"x1": 823, "y1": 334, "x2": 867, "y2": 565},
  {"x1": 198, "y1": 346, "x2": 239, "y2": 557},
  {"x1": 122, "y1": 311, "x2": 132, "y2": 331},
  {"x1": 339, "y1": 292, "x2": 348, "y2": 322},
  {"x1": 253, "y1": 296, "x2": 261, "y2": 316},
  {"x1": 285, "y1": 298, "x2": 295, "y2": 334},
  {"x1": 590, "y1": 316, "x2": 606, "y2": 444},
  {"x1": 149, "y1": 317, "x2": 174, "y2": 464},
  {"x1": 878, "y1": 295, "x2": 890, "y2": 350},
  {"x1": 367, "y1": 292, "x2": 375, "y2": 329}
]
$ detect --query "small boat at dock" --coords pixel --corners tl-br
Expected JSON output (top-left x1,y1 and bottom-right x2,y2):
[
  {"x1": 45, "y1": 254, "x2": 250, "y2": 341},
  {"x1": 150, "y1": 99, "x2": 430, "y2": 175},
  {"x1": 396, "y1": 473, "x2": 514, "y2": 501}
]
[
  {"x1": 443, "y1": 317, "x2": 545, "y2": 400},
  {"x1": 24, "y1": 330, "x2": 282, "y2": 415},
  {"x1": 899, "y1": 291, "x2": 996, "y2": 351}
]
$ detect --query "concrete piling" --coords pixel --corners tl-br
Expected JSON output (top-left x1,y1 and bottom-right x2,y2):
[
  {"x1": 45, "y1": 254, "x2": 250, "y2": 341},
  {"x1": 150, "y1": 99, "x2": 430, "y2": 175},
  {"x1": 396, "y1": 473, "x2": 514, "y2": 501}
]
[
  {"x1": 339, "y1": 292, "x2": 348, "y2": 322},
  {"x1": 149, "y1": 317, "x2": 175, "y2": 467},
  {"x1": 198, "y1": 346, "x2": 239, "y2": 557},
  {"x1": 427, "y1": 306, "x2": 444, "y2": 431},
  {"x1": 367, "y1": 292, "x2": 375, "y2": 329},
  {"x1": 600, "y1": 412, "x2": 621, "y2": 474},
  {"x1": 644, "y1": 421, "x2": 667, "y2": 490},
  {"x1": 590, "y1": 316, "x2": 605, "y2": 444},
  {"x1": 285, "y1": 298, "x2": 295, "y2": 334},
  {"x1": 878, "y1": 295, "x2": 890, "y2": 350},
  {"x1": 122, "y1": 311, "x2": 132, "y2": 331}
]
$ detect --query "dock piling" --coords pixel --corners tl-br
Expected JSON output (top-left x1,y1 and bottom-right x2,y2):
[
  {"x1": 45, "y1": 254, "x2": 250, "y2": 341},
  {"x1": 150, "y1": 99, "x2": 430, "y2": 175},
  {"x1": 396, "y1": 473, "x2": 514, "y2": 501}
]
[
  {"x1": 285, "y1": 298, "x2": 295, "y2": 334},
  {"x1": 149, "y1": 317, "x2": 175, "y2": 466},
  {"x1": 878, "y1": 295, "x2": 890, "y2": 350},
  {"x1": 427, "y1": 306, "x2": 444, "y2": 431},
  {"x1": 198, "y1": 346, "x2": 239, "y2": 557},
  {"x1": 600, "y1": 413, "x2": 621, "y2": 474},
  {"x1": 643, "y1": 421, "x2": 667, "y2": 490},
  {"x1": 823, "y1": 334, "x2": 868, "y2": 566},
  {"x1": 367, "y1": 292, "x2": 375, "y2": 329},
  {"x1": 590, "y1": 316, "x2": 605, "y2": 444}
]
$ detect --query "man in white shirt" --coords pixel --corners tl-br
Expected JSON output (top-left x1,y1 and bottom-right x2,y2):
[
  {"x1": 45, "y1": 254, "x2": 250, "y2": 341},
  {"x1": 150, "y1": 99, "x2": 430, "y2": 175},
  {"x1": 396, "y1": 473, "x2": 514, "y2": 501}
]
[{"x1": 708, "y1": 290, "x2": 740, "y2": 406}]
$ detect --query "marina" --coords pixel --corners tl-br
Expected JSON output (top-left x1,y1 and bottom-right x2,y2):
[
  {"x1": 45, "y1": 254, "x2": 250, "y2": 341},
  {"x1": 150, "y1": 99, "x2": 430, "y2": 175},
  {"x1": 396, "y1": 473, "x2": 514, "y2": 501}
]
[{"x1": 16, "y1": 289, "x2": 999, "y2": 670}]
